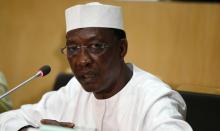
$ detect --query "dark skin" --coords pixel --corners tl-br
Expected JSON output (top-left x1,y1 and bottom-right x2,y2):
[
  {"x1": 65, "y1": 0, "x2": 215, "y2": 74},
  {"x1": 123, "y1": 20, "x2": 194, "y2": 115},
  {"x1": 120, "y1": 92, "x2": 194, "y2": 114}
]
[
  {"x1": 19, "y1": 28, "x2": 132, "y2": 130},
  {"x1": 66, "y1": 28, "x2": 132, "y2": 99}
]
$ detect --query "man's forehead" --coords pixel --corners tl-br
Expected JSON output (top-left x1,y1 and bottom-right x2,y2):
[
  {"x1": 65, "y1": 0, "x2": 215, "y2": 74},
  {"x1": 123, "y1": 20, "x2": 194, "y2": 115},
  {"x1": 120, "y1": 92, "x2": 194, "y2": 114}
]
[{"x1": 66, "y1": 27, "x2": 115, "y2": 41}]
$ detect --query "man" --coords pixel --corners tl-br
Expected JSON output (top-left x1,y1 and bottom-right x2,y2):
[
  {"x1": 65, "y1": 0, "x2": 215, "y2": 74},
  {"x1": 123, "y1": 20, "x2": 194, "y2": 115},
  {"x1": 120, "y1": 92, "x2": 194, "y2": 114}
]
[{"x1": 0, "y1": 2, "x2": 192, "y2": 131}]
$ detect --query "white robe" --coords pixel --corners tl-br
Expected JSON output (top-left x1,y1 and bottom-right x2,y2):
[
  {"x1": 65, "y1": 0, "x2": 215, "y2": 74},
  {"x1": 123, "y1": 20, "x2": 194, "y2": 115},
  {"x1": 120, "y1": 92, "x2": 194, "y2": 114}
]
[{"x1": 0, "y1": 64, "x2": 192, "y2": 131}]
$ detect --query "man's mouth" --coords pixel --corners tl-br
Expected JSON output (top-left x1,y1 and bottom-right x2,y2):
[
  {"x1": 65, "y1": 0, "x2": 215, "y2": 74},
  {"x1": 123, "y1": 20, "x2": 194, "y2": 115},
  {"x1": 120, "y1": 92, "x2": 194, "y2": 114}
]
[{"x1": 78, "y1": 72, "x2": 97, "y2": 83}]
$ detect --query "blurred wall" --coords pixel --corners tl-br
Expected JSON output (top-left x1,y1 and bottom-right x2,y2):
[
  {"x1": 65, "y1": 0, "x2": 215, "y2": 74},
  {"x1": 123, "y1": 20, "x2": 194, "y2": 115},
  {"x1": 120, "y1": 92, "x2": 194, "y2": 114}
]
[{"x1": 0, "y1": 0, "x2": 220, "y2": 108}]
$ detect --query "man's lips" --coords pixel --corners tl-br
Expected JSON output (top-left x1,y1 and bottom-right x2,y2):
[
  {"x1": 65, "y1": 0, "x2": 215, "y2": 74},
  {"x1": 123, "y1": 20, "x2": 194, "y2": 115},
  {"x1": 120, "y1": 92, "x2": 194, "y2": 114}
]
[
  {"x1": 77, "y1": 72, "x2": 98, "y2": 83},
  {"x1": 82, "y1": 74, "x2": 96, "y2": 78}
]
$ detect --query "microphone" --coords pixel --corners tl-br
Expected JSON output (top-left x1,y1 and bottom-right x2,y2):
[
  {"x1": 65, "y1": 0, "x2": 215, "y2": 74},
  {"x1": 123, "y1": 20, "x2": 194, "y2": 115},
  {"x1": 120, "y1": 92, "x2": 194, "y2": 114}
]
[{"x1": 0, "y1": 65, "x2": 51, "y2": 99}]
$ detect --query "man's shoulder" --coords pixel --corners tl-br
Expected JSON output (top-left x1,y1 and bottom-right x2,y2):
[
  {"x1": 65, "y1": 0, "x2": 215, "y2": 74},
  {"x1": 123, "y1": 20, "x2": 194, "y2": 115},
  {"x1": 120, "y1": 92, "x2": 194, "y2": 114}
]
[
  {"x1": 50, "y1": 77, "x2": 86, "y2": 101},
  {"x1": 129, "y1": 64, "x2": 175, "y2": 98},
  {"x1": 133, "y1": 65, "x2": 171, "y2": 89}
]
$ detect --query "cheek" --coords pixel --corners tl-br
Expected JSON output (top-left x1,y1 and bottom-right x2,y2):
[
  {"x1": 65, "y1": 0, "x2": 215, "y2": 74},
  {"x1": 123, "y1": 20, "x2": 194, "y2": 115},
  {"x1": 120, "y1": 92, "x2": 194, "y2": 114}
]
[{"x1": 97, "y1": 53, "x2": 121, "y2": 77}]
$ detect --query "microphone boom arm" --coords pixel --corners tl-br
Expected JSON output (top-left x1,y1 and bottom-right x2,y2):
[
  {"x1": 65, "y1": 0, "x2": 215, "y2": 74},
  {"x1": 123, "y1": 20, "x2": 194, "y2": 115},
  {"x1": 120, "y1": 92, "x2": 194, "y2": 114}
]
[{"x1": 0, "y1": 71, "x2": 41, "y2": 99}]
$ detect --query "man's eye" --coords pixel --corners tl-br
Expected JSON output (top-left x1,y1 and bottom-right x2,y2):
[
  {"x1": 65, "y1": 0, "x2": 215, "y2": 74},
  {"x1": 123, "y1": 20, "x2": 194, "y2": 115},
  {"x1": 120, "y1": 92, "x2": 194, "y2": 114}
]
[
  {"x1": 90, "y1": 43, "x2": 104, "y2": 49},
  {"x1": 67, "y1": 46, "x2": 77, "y2": 52}
]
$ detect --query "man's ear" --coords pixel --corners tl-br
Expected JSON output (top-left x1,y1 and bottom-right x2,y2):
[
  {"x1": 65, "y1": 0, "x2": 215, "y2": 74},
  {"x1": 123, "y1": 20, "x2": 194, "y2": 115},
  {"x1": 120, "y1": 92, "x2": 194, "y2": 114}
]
[{"x1": 119, "y1": 38, "x2": 128, "y2": 58}]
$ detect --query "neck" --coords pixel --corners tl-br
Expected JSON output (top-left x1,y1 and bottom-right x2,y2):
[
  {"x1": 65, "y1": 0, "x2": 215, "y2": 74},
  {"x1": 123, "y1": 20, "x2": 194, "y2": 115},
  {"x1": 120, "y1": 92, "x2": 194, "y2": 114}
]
[{"x1": 94, "y1": 63, "x2": 133, "y2": 99}]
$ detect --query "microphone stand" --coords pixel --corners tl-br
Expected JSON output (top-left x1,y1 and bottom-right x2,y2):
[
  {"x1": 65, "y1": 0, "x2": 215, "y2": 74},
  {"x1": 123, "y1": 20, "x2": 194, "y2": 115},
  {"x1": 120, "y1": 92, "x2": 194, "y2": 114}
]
[{"x1": 0, "y1": 71, "x2": 41, "y2": 99}]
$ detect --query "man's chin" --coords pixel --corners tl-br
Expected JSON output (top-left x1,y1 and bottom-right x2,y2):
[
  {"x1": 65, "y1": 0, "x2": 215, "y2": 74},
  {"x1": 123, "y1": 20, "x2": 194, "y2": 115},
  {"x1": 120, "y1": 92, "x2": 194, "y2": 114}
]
[{"x1": 81, "y1": 84, "x2": 98, "y2": 92}]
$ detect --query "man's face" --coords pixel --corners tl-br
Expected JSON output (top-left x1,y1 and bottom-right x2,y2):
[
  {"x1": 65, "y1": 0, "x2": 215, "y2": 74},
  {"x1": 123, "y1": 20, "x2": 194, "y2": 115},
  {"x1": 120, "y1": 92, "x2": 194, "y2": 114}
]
[{"x1": 66, "y1": 28, "x2": 125, "y2": 93}]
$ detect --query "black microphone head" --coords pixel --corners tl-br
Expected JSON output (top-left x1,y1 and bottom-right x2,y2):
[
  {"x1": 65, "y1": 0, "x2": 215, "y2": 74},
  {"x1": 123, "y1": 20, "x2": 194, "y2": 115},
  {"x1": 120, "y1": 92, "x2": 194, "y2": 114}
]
[{"x1": 38, "y1": 65, "x2": 51, "y2": 77}]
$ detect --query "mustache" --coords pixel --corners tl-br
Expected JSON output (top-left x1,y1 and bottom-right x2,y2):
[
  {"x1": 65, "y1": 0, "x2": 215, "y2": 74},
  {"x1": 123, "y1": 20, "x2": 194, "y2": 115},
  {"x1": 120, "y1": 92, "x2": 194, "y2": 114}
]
[{"x1": 76, "y1": 69, "x2": 98, "y2": 77}]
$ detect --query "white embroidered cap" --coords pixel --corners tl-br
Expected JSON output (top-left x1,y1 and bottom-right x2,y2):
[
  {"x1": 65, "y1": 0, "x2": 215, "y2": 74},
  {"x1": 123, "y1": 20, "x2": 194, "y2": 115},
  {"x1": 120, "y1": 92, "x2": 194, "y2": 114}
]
[{"x1": 65, "y1": 2, "x2": 124, "y2": 32}]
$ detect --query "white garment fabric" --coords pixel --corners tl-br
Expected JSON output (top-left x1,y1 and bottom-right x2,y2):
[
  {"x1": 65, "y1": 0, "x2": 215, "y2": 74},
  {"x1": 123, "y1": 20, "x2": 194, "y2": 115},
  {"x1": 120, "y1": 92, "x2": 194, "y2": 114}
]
[{"x1": 0, "y1": 64, "x2": 192, "y2": 131}]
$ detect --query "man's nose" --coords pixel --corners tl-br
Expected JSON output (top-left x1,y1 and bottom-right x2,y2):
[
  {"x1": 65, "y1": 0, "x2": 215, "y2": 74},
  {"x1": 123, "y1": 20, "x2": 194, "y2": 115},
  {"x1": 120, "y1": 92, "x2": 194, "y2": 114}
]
[{"x1": 76, "y1": 48, "x2": 92, "y2": 66}]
